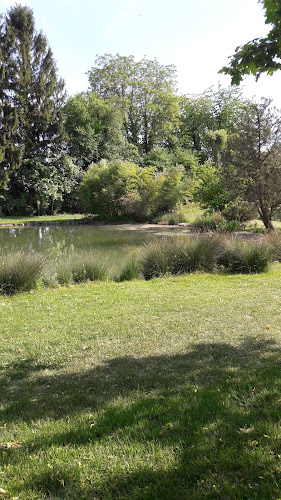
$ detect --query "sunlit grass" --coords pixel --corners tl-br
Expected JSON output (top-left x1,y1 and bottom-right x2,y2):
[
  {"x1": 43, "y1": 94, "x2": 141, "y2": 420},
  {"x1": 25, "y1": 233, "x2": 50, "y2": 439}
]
[
  {"x1": 0, "y1": 266, "x2": 280, "y2": 498},
  {"x1": 0, "y1": 213, "x2": 86, "y2": 226}
]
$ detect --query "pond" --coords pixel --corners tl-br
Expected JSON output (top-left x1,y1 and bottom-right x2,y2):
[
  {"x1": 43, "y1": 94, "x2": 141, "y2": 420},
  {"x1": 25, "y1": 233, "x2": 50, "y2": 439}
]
[{"x1": 0, "y1": 223, "x2": 191, "y2": 271}]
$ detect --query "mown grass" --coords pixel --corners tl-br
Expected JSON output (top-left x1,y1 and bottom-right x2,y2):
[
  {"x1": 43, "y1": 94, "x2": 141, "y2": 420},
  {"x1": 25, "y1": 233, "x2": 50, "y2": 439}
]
[
  {"x1": 0, "y1": 266, "x2": 281, "y2": 499},
  {"x1": 0, "y1": 214, "x2": 85, "y2": 226}
]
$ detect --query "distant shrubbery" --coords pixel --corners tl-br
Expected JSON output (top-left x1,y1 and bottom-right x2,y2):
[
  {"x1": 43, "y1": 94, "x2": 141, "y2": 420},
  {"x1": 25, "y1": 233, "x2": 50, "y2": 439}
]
[
  {"x1": 78, "y1": 160, "x2": 186, "y2": 221},
  {"x1": 191, "y1": 213, "x2": 245, "y2": 232}
]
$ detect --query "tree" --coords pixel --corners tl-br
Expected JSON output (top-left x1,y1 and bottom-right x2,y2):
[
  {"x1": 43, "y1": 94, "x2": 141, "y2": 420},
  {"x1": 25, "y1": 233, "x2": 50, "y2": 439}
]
[
  {"x1": 64, "y1": 92, "x2": 140, "y2": 169},
  {"x1": 87, "y1": 54, "x2": 179, "y2": 155},
  {"x1": 220, "y1": 0, "x2": 281, "y2": 84},
  {"x1": 0, "y1": 4, "x2": 69, "y2": 214},
  {"x1": 179, "y1": 86, "x2": 244, "y2": 163},
  {"x1": 224, "y1": 99, "x2": 281, "y2": 230}
]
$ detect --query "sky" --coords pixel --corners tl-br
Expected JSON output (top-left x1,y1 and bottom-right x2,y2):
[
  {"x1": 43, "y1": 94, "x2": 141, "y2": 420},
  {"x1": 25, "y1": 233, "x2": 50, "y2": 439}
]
[{"x1": 1, "y1": 0, "x2": 281, "y2": 107}]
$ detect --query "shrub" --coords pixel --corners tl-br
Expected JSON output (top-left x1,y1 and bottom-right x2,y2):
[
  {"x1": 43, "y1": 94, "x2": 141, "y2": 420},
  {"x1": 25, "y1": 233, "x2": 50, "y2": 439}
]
[
  {"x1": 0, "y1": 251, "x2": 45, "y2": 294},
  {"x1": 218, "y1": 239, "x2": 271, "y2": 274},
  {"x1": 192, "y1": 213, "x2": 226, "y2": 232},
  {"x1": 79, "y1": 160, "x2": 186, "y2": 221},
  {"x1": 223, "y1": 220, "x2": 245, "y2": 232},
  {"x1": 221, "y1": 200, "x2": 256, "y2": 222},
  {"x1": 141, "y1": 238, "x2": 177, "y2": 280}
]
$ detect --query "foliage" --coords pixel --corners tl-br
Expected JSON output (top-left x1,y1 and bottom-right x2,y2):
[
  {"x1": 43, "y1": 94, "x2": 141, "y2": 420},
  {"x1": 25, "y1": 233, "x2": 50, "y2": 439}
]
[
  {"x1": 117, "y1": 256, "x2": 141, "y2": 282},
  {"x1": 0, "y1": 4, "x2": 69, "y2": 215},
  {"x1": 178, "y1": 86, "x2": 245, "y2": 162},
  {"x1": 0, "y1": 251, "x2": 45, "y2": 294},
  {"x1": 78, "y1": 160, "x2": 186, "y2": 221},
  {"x1": 141, "y1": 236, "x2": 222, "y2": 279},
  {"x1": 64, "y1": 92, "x2": 131, "y2": 169},
  {"x1": 224, "y1": 99, "x2": 281, "y2": 230},
  {"x1": 143, "y1": 146, "x2": 199, "y2": 172},
  {"x1": 88, "y1": 54, "x2": 179, "y2": 154},
  {"x1": 221, "y1": 200, "x2": 257, "y2": 222},
  {"x1": 56, "y1": 252, "x2": 107, "y2": 285},
  {"x1": 220, "y1": 0, "x2": 281, "y2": 84},
  {"x1": 218, "y1": 239, "x2": 271, "y2": 273},
  {"x1": 191, "y1": 161, "x2": 230, "y2": 211},
  {"x1": 191, "y1": 212, "x2": 226, "y2": 231}
]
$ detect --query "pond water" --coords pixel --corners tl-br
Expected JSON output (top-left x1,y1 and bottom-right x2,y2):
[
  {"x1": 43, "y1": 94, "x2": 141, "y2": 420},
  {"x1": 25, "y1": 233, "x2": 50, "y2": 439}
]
[{"x1": 0, "y1": 223, "x2": 190, "y2": 266}]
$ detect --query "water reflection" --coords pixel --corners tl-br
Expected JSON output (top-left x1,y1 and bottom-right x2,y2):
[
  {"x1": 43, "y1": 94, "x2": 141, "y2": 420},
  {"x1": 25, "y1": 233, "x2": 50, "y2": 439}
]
[{"x1": 1, "y1": 224, "x2": 185, "y2": 259}]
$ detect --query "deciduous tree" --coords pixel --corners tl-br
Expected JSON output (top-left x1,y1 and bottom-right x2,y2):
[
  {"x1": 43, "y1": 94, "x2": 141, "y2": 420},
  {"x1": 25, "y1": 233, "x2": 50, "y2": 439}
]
[
  {"x1": 224, "y1": 99, "x2": 281, "y2": 230},
  {"x1": 220, "y1": 0, "x2": 281, "y2": 84},
  {"x1": 87, "y1": 54, "x2": 179, "y2": 155}
]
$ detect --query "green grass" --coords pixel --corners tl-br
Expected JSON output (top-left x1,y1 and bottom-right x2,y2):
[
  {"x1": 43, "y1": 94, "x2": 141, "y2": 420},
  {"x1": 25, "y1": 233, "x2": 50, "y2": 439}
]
[
  {"x1": 0, "y1": 266, "x2": 281, "y2": 498},
  {"x1": 248, "y1": 219, "x2": 281, "y2": 231},
  {"x1": 0, "y1": 214, "x2": 86, "y2": 226}
]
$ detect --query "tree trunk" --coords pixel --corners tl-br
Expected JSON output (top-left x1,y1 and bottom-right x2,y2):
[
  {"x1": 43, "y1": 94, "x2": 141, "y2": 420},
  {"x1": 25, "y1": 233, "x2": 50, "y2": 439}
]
[{"x1": 259, "y1": 207, "x2": 275, "y2": 231}]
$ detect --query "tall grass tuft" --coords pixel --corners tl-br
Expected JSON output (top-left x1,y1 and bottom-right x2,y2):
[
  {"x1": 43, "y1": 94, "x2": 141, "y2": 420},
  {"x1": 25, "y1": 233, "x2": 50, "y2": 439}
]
[
  {"x1": 0, "y1": 251, "x2": 45, "y2": 294},
  {"x1": 266, "y1": 232, "x2": 281, "y2": 262},
  {"x1": 117, "y1": 256, "x2": 141, "y2": 282},
  {"x1": 55, "y1": 252, "x2": 107, "y2": 285},
  {"x1": 141, "y1": 238, "x2": 179, "y2": 280},
  {"x1": 141, "y1": 236, "x2": 222, "y2": 280},
  {"x1": 219, "y1": 239, "x2": 271, "y2": 274}
]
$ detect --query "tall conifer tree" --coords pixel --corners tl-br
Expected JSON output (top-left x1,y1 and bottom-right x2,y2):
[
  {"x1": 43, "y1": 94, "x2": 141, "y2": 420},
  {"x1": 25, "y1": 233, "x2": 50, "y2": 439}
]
[{"x1": 0, "y1": 4, "x2": 68, "y2": 214}]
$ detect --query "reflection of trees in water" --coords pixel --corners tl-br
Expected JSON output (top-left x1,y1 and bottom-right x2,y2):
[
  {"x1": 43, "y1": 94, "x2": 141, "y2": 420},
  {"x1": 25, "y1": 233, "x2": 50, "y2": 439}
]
[{"x1": 2, "y1": 226, "x2": 162, "y2": 256}]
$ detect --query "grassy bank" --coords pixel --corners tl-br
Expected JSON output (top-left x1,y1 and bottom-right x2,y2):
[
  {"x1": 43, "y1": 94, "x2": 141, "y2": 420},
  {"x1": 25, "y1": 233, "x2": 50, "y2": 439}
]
[
  {"x1": 0, "y1": 214, "x2": 85, "y2": 226},
  {"x1": 0, "y1": 266, "x2": 281, "y2": 499}
]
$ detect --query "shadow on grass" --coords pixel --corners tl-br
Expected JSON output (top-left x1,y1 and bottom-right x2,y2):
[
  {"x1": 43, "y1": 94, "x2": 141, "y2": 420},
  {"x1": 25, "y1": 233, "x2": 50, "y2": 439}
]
[{"x1": 1, "y1": 337, "x2": 281, "y2": 499}]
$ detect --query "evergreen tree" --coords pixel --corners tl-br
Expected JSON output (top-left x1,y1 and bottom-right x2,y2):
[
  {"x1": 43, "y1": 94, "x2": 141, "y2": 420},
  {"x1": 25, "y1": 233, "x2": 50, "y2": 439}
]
[{"x1": 0, "y1": 4, "x2": 69, "y2": 215}]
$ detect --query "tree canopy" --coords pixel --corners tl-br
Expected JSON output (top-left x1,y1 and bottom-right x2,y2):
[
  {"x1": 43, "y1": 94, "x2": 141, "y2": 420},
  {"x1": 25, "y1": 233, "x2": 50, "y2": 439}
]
[
  {"x1": 0, "y1": 4, "x2": 75, "y2": 215},
  {"x1": 220, "y1": 0, "x2": 281, "y2": 84},
  {"x1": 87, "y1": 54, "x2": 179, "y2": 154}
]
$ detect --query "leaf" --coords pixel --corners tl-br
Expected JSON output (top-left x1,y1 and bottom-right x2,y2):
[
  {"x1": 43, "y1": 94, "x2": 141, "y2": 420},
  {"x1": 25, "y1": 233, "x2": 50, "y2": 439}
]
[
  {"x1": 0, "y1": 441, "x2": 21, "y2": 449},
  {"x1": 239, "y1": 426, "x2": 255, "y2": 434}
]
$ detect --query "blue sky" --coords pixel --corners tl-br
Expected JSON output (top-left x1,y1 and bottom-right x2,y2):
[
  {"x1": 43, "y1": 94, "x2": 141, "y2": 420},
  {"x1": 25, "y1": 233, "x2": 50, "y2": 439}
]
[{"x1": 1, "y1": 0, "x2": 281, "y2": 107}]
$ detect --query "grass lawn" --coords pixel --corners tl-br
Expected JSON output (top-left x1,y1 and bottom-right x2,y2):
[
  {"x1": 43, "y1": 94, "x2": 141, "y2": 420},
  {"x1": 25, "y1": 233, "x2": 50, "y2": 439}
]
[
  {"x1": 0, "y1": 214, "x2": 85, "y2": 226},
  {"x1": 0, "y1": 266, "x2": 281, "y2": 499},
  {"x1": 249, "y1": 220, "x2": 281, "y2": 231}
]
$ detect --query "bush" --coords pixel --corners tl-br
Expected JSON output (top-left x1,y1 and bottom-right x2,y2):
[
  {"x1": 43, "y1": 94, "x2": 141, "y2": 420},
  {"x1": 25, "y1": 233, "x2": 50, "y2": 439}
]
[
  {"x1": 192, "y1": 214, "x2": 245, "y2": 233},
  {"x1": 192, "y1": 213, "x2": 226, "y2": 231},
  {"x1": 0, "y1": 251, "x2": 45, "y2": 294},
  {"x1": 79, "y1": 160, "x2": 186, "y2": 221},
  {"x1": 221, "y1": 201, "x2": 256, "y2": 222},
  {"x1": 218, "y1": 239, "x2": 271, "y2": 274}
]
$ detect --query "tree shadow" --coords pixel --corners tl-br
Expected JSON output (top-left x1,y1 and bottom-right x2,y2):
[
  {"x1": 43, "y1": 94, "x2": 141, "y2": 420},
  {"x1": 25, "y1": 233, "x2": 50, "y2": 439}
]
[{"x1": 1, "y1": 337, "x2": 281, "y2": 498}]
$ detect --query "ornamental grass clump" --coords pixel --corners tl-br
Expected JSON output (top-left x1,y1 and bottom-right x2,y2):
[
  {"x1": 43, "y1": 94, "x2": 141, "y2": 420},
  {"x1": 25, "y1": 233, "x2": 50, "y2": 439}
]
[
  {"x1": 141, "y1": 238, "x2": 177, "y2": 280},
  {"x1": 0, "y1": 251, "x2": 45, "y2": 294},
  {"x1": 141, "y1": 236, "x2": 222, "y2": 280},
  {"x1": 266, "y1": 232, "x2": 281, "y2": 262},
  {"x1": 56, "y1": 252, "x2": 107, "y2": 285},
  {"x1": 118, "y1": 256, "x2": 141, "y2": 282},
  {"x1": 219, "y1": 239, "x2": 271, "y2": 274}
]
